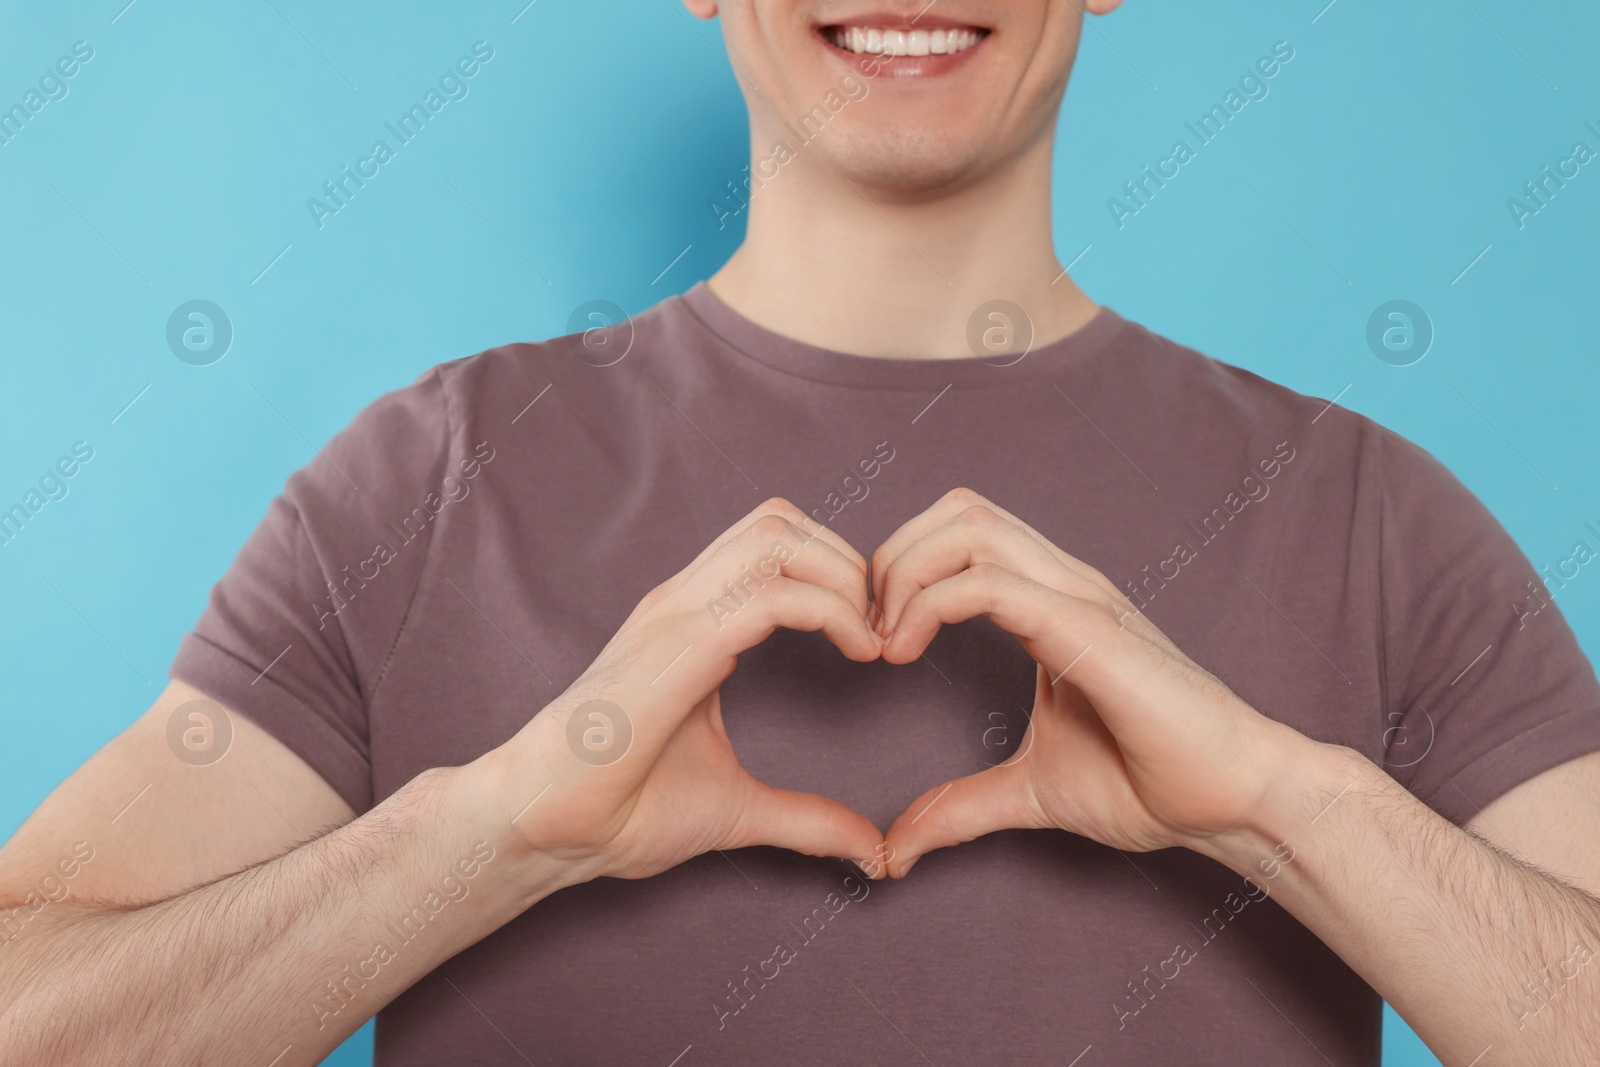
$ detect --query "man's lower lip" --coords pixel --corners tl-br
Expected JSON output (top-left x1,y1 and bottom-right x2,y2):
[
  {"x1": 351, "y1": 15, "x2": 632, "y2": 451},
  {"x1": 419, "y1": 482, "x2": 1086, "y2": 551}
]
[{"x1": 816, "y1": 29, "x2": 986, "y2": 78}]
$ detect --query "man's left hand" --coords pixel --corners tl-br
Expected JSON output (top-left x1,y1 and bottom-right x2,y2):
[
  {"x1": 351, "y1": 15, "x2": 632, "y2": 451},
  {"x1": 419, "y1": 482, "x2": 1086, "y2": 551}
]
[{"x1": 873, "y1": 488, "x2": 1309, "y2": 875}]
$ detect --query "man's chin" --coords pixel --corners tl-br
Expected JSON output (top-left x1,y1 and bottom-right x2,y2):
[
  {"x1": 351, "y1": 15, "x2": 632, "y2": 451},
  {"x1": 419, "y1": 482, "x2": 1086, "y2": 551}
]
[{"x1": 822, "y1": 133, "x2": 991, "y2": 197}]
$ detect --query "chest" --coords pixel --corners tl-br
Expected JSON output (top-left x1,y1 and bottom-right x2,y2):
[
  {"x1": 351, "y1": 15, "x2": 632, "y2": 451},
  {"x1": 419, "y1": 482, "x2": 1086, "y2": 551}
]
[{"x1": 367, "y1": 399, "x2": 1381, "y2": 810}]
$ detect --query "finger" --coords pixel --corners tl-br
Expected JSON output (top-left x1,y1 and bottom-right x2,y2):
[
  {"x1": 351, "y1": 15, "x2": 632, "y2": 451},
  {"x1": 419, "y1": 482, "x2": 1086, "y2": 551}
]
[
  {"x1": 872, "y1": 487, "x2": 1021, "y2": 603},
  {"x1": 715, "y1": 575, "x2": 883, "y2": 662},
  {"x1": 759, "y1": 498, "x2": 870, "y2": 578},
  {"x1": 871, "y1": 488, "x2": 1124, "y2": 608},
  {"x1": 729, "y1": 777, "x2": 887, "y2": 875},
  {"x1": 568, "y1": 576, "x2": 879, "y2": 765},
  {"x1": 682, "y1": 498, "x2": 869, "y2": 595},
  {"x1": 709, "y1": 512, "x2": 875, "y2": 622},
  {"x1": 587, "y1": 554, "x2": 877, "y2": 759},
  {"x1": 883, "y1": 761, "x2": 1041, "y2": 877},
  {"x1": 882, "y1": 562, "x2": 1104, "y2": 677},
  {"x1": 876, "y1": 506, "x2": 1094, "y2": 635},
  {"x1": 777, "y1": 507, "x2": 871, "y2": 581}
]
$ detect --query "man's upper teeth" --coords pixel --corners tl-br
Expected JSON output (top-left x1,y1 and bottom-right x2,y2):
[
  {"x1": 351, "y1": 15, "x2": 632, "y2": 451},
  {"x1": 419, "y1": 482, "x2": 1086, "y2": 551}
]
[{"x1": 831, "y1": 26, "x2": 982, "y2": 56}]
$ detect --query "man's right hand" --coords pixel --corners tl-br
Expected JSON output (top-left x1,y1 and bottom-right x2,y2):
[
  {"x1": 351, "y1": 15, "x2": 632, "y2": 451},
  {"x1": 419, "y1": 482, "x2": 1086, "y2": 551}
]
[{"x1": 480, "y1": 497, "x2": 889, "y2": 887}]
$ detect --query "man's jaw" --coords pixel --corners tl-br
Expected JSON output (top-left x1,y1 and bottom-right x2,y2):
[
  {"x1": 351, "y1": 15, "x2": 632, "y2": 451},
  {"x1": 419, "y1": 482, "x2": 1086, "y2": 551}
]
[{"x1": 816, "y1": 12, "x2": 991, "y2": 77}]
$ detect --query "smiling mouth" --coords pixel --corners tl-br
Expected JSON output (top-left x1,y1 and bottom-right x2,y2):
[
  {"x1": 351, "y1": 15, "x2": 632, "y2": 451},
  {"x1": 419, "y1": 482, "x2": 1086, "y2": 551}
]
[{"x1": 820, "y1": 24, "x2": 989, "y2": 57}]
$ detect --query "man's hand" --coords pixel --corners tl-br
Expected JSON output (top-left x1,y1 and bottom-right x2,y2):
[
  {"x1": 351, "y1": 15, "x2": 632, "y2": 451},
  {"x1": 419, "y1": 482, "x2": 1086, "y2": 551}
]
[
  {"x1": 482, "y1": 497, "x2": 890, "y2": 887},
  {"x1": 872, "y1": 487, "x2": 1299, "y2": 874},
  {"x1": 872, "y1": 488, "x2": 1600, "y2": 1065}
]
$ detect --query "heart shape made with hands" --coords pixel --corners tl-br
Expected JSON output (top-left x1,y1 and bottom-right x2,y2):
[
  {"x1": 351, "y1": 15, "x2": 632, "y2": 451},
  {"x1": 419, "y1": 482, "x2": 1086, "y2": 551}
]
[{"x1": 517, "y1": 486, "x2": 1283, "y2": 888}]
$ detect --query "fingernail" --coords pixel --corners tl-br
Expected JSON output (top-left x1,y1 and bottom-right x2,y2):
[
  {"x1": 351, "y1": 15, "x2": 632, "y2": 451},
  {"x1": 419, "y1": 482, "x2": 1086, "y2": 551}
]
[{"x1": 898, "y1": 855, "x2": 918, "y2": 878}]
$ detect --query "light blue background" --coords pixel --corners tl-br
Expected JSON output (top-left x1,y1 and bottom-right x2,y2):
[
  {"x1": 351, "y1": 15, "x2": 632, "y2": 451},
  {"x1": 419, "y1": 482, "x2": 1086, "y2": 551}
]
[{"x1": 3, "y1": 1, "x2": 1596, "y2": 1063}]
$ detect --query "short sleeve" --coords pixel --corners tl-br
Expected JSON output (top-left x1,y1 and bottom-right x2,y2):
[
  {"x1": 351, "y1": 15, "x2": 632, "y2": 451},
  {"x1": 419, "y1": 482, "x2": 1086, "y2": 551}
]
[
  {"x1": 169, "y1": 367, "x2": 452, "y2": 814},
  {"x1": 1377, "y1": 425, "x2": 1600, "y2": 824}
]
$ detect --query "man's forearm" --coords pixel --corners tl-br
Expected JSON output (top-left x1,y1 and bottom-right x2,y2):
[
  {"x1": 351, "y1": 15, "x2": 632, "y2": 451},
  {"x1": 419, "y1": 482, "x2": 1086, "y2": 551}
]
[
  {"x1": 0, "y1": 761, "x2": 560, "y2": 1066},
  {"x1": 1202, "y1": 730, "x2": 1600, "y2": 1067}
]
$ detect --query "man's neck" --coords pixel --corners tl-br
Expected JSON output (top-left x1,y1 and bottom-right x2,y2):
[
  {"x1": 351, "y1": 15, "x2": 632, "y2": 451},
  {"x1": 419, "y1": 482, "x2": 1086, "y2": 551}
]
[{"x1": 705, "y1": 126, "x2": 1098, "y2": 360}]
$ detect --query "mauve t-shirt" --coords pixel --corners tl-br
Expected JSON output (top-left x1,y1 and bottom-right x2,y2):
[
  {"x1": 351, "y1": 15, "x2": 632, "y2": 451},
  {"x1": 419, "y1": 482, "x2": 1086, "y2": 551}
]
[{"x1": 171, "y1": 283, "x2": 1600, "y2": 1066}]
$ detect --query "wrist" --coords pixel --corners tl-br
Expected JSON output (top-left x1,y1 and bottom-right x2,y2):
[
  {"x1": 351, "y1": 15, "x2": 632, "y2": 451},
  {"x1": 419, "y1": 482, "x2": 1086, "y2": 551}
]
[
  {"x1": 1194, "y1": 721, "x2": 1373, "y2": 878},
  {"x1": 451, "y1": 742, "x2": 600, "y2": 911}
]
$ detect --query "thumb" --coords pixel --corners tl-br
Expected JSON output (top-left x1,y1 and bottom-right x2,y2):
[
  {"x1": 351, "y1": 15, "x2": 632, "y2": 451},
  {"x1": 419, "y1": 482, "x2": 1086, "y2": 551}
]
[
  {"x1": 884, "y1": 761, "x2": 1038, "y2": 878},
  {"x1": 728, "y1": 776, "x2": 887, "y2": 876}
]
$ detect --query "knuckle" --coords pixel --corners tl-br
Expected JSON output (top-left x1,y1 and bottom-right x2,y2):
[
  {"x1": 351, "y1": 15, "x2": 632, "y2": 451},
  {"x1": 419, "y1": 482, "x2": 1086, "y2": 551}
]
[
  {"x1": 942, "y1": 486, "x2": 985, "y2": 508},
  {"x1": 751, "y1": 579, "x2": 799, "y2": 621},
  {"x1": 636, "y1": 578, "x2": 672, "y2": 611},
  {"x1": 1081, "y1": 602, "x2": 1119, "y2": 639},
  {"x1": 635, "y1": 613, "x2": 684, "y2": 649},
  {"x1": 749, "y1": 513, "x2": 795, "y2": 544},
  {"x1": 967, "y1": 560, "x2": 1009, "y2": 585},
  {"x1": 1098, "y1": 596, "x2": 1132, "y2": 626},
  {"x1": 757, "y1": 497, "x2": 801, "y2": 522},
  {"x1": 956, "y1": 503, "x2": 1003, "y2": 530}
]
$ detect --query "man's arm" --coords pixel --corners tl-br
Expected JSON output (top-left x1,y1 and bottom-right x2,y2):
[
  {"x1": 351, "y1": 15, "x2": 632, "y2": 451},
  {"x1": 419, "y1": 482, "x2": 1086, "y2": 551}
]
[
  {"x1": 0, "y1": 680, "x2": 556, "y2": 1066},
  {"x1": 0, "y1": 498, "x2": 887, "y2": 1066},
  {"x1": 1468, "y1": 751, "x2": 1600, "y2": 897},
  {"x1": 872, "y1": 488, "x2": 1600, "y2": 1067},
  {"x1": 0, "y1": 680, "x2": 353, "y2": 919},
  {"x1": 1205, "y1": 738, "x2": 1600, "y2": 1066}
]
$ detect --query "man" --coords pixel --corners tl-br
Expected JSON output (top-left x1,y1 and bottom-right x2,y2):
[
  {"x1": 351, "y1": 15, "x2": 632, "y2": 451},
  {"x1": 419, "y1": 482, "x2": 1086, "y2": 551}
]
[{"x1": 3, "y1": 2, "x2": 1598, "y2": 1064}]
